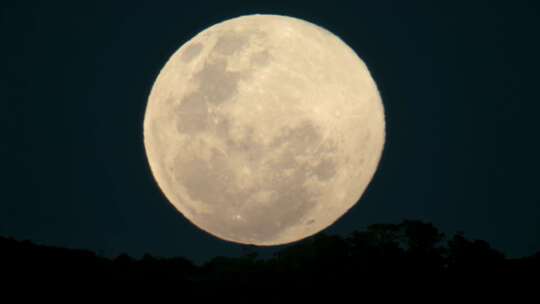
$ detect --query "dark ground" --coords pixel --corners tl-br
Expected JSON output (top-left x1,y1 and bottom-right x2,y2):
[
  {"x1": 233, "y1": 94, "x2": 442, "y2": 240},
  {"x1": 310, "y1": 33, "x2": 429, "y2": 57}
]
[{"x1": 2, "y1": 219, "x2": 538, "y2": 294}]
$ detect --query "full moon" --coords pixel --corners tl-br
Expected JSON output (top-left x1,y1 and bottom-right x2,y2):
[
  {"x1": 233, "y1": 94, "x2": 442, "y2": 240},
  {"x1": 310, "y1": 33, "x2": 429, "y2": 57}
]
[{"x1": 143, "y1": 15, "x2": 385, "y2": 245}]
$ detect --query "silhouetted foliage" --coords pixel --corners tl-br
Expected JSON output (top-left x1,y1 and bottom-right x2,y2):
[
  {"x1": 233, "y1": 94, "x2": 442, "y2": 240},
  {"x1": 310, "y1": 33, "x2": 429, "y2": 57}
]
[{"x1": 1, "y1": 219, "x2": 538, "y2": 290}]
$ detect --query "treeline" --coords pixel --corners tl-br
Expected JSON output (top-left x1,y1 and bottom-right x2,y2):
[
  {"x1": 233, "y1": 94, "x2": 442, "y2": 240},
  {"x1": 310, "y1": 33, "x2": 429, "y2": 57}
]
[{"x1": 2, "y1": 220, "x2": 538, "y2": 286}]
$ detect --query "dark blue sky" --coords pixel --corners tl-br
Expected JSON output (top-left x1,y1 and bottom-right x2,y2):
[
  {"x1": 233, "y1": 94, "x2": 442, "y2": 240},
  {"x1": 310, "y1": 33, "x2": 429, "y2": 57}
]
[{"x1": 2, "y1": 0, "x2": 539, "y2": 264}]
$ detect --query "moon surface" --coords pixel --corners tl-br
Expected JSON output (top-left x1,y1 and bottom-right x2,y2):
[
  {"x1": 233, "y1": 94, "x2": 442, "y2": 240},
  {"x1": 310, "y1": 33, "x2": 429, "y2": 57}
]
[{"x1": 143, "y1": 15, "x2": 385, "y2": 245}]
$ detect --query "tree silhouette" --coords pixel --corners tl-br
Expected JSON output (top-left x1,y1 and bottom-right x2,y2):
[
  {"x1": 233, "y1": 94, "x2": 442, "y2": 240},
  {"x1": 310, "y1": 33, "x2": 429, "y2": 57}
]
[{"x1": 1, "y1": 219, "x2": 539, "y2": 289}]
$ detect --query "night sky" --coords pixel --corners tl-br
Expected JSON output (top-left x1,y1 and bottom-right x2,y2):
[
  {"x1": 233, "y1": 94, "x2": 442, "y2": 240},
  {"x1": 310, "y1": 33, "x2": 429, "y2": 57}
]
[{"x1": 2, "y1": 0, "x2": 539, "y2": 264}]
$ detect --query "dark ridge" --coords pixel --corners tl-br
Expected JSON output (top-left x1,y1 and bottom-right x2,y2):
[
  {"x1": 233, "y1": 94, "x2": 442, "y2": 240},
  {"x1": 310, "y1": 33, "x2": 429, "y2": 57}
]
[{"x1": 2, "y1": 220, "x2": 538, "y2": 291}]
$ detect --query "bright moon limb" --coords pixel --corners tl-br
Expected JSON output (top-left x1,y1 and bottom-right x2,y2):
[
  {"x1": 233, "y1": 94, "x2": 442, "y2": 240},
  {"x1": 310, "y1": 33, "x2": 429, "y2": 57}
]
[{"x1": 143, "y1": 14, "x2": 385, "y2": 246}]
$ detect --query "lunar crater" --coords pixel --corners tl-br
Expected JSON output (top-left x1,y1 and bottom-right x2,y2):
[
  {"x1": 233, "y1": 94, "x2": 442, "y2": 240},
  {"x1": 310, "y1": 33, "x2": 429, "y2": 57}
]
[
  {"x1": 171, "y1": 115, "x2": 341, "y2": 243},
  {"x1": 180, "y1": 42, "x2": 204, "y2": 63},
  {"x1": 213, "y1": 31, "x2": 251, "y2": 55},
  {"x1": 175, "y1": 30, "x2": 275, "y2": 139},
  {"x1": 171, "y1": 84, "x2": 347, "y2": 243}
]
